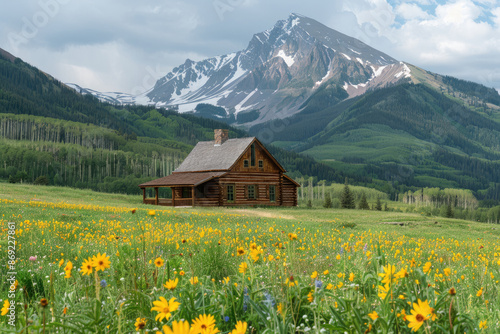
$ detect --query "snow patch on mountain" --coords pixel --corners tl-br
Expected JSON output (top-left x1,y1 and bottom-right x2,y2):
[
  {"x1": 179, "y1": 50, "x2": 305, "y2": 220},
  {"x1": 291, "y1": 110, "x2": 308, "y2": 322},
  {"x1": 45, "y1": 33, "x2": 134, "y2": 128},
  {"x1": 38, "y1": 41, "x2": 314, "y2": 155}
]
[
  {"x1": 351, "y1": 83, "x2": 367, "y2": 89},
  {"x1": 66, "y1": 83, "x2": 82, "y2": 93},
  {"x1": 66, "y1": 83, "x2": 141, "y2": 105},
  {"x1": 234, "y1": 88, "x2": 258, "y2": 113},
  {"x1": 349, "y1": 48, "x2": 362, "y2": 55},
  {"x1": 277, "y1": 50, "x2": 295, "y2": 67},
  {"x1": 395, "y1": 62, "x2": 412, "y2": 79},
  {"x1": 315, "y1": 69, "x2": 331, "y2": 87},
  {"x1": 172, "y1": 73, "x2": 209, "y2": 101},
  {"x1": 219, "y1": 52, "x2": 237, "y2": 69},
  {"x1": 342, "y1": 62, "x2": 412, "y2": 98},
  {"x1": 176, "y1": 93, "x2": 227, "y2": 113},
  {"x1": 371, "y1": 65, "x2": 387, "y2": 77},
  {"x1": 221, "y1": 59, "x2": 247, "y2": 88},
  {"x1": 342, "y1": 53, "x2": 351, "y2": 60}
]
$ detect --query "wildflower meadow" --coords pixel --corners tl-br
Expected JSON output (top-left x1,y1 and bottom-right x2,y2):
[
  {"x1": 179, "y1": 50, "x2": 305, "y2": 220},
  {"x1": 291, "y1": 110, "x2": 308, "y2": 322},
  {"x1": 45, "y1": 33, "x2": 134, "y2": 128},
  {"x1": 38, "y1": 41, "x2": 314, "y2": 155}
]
[{"x1": 1, "y1": 184, "x2": 499, "y2": 333}]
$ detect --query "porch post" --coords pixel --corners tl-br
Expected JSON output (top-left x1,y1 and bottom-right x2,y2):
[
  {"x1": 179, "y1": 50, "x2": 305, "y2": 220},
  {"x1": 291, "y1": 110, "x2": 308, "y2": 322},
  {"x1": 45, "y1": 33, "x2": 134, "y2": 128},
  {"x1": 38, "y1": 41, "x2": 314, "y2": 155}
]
[
  {"x1": 279, "y1": 172, "x2": 283, "y2": 206},
  {"x1": 219, "y1": 183, "x2": 223, "y2": 206},
  {"x1": 172, "y1": 187, "x2": 176, "y2": 207},
  {"x1": 192, "y1": 186, "x2": 195, "y2": 207},
  {"x1": 155, "y1": 187, "x2": 159, "y2": 205},
  {"x1": 142, "y1": 188, "x2": 146, "y2": 203}
]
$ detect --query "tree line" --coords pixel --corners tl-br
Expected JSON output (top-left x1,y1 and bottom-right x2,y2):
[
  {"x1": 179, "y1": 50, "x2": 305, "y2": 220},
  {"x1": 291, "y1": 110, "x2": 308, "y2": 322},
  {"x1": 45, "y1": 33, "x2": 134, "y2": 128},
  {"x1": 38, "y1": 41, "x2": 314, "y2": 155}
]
[
  {"x1": 296, "y1": 178, "x2": 500, "y2": 224},
  {"x1": 401, "y1": 188, "x2": 478, "y2": 210},
  {"x1": 0, "y1": 138, "x2": 184, "y2": 194}
]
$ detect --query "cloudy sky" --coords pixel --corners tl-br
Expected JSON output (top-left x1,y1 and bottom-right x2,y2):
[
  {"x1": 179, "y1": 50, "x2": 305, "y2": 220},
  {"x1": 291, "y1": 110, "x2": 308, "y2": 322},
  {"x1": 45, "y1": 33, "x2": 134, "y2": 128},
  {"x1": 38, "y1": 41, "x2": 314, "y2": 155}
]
[{"x1": 1, "y1": 0, "x2": 499, "y2": 94}]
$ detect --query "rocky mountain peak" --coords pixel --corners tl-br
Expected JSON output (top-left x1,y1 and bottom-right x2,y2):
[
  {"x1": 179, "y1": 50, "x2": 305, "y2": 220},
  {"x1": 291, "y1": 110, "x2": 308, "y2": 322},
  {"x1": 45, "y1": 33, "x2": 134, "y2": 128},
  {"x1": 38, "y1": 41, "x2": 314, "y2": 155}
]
[{"x1": 69, "y1": 14, "x2": 412, "y2": 125}]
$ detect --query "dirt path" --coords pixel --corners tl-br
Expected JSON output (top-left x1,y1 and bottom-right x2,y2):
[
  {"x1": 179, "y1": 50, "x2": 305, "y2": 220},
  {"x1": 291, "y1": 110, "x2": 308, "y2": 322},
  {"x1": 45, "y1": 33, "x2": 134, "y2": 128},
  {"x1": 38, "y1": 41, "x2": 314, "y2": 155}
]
[{"x1": 230, "y1": 209, "x2": 296, "y2": 220}]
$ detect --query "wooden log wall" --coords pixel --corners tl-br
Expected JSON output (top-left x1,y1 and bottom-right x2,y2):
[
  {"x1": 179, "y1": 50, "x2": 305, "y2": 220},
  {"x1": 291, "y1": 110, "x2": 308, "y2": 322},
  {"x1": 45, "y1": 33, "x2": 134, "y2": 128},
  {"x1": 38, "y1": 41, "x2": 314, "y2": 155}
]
[
  {"x1": 232, "y1": 142, "x2": 281, "y2": 173},
  {"x1": 282, "y1": 177, "x2": 298, "y2": 206},
  {"x1": 195, "y1": 179, "x2": 220, "y2": 207},
  {"x1": 219, "y1": 172, "x2": 281, "y2": 206}
]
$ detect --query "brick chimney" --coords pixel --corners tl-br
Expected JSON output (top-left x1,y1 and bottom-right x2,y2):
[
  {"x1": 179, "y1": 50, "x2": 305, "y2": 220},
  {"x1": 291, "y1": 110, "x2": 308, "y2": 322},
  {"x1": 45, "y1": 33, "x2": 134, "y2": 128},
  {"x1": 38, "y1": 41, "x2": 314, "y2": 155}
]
[{"x1": 214, "y1": 129, "x2": 229, "y2": 146}]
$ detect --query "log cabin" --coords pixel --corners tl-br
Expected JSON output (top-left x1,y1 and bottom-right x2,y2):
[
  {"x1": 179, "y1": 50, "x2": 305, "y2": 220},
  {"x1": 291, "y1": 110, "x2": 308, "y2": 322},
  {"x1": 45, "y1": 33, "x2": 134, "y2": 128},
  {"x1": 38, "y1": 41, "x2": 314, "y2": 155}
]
[{"x1": 139, "y1": 129, "x2": 299, "y2": 207}]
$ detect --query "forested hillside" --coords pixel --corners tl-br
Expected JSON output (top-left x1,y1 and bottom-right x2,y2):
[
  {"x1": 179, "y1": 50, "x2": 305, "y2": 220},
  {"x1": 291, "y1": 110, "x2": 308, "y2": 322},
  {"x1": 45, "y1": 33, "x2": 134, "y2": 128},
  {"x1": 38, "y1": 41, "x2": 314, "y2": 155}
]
[
  {"x1": 0, "y1": 113, "x2": 190, "y2": 193},
  {"x1": 0, "y1": 49, "x2": 344, "y2": 194},
  {"x1": 442, "y1": 75, "x2": 500, "y2": 106},
  {"x1": 250, "y1": 83, "x2": 500, "y2": 201},
  {"x1": 0, "y1": 48, "x2": 246, "y2": 193}
]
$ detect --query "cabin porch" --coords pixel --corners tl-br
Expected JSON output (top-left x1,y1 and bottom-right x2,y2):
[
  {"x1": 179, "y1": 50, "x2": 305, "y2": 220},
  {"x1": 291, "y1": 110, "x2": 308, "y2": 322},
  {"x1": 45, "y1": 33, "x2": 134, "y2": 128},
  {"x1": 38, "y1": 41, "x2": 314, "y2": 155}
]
[
  {"x1": 142, "y1": 186, "x2": 203, "y2": 207},
  {"x1": 138, "y1": 171, "x2": 226, "y2": 207}
]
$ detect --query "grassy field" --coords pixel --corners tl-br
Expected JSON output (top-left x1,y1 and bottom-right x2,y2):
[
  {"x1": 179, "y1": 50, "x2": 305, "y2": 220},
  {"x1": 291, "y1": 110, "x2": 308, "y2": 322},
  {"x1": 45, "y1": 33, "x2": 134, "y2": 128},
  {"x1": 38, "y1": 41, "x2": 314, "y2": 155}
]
[{"x1": 1, "y1": 183, "x2": 498, "y2": 333}]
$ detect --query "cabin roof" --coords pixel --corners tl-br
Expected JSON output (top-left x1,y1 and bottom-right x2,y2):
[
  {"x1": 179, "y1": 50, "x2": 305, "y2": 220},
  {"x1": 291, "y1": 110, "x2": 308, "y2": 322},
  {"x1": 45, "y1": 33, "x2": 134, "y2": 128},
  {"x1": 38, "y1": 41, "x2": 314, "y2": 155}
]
[
  {"x1": 139, "y1": 171, "x2": 226, "y2": 187},
  {"x1": 283, "y1": 174, "x2": 301, "y2": 187},
  {"x1": 174, "y1": 137, "x2": 269, "y2": 172}
]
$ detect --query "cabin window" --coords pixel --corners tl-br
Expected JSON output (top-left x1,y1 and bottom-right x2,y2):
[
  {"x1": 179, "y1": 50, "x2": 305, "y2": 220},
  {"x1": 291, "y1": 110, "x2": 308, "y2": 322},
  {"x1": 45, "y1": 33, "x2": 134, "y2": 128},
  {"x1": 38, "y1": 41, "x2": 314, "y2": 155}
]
[
  {"x1": 247, "y1": 185, "x2": 256, "y2": 199},
  {"x1": 251, "y1": 143, "x2": 255, "y2": 166},
  {"x1": 244, "y1": 160, "x2": 249, "y2": 168},
  {"x1": 182, "y1": 187, "x2": 191, "y2": 198},
  {"x1": 227, "y1": 185, "x2": 234, "y2": 202},
  {"x1": 258, "y1": 160, "x2": 263, "y2": 168},
  {"x1": 269, "y1": 185, "x2": 276, "y2": 202}
]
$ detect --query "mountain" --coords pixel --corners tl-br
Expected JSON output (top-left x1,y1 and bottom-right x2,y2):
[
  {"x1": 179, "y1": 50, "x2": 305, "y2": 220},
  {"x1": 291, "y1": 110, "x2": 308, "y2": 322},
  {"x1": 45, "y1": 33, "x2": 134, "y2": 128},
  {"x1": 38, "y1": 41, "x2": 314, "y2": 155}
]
[
  {"x1": 70, "y1": 14, "x2": 499, "y2": 130},
  {"x1": 72, "y1": 13, "x2": 412, "y2": 124},
  {"x1": 146, "y1": 13, "x2": 415, "y2": 123},
  {"x1": 66, "y1": 83, "x2": 138, "y2": 105}
]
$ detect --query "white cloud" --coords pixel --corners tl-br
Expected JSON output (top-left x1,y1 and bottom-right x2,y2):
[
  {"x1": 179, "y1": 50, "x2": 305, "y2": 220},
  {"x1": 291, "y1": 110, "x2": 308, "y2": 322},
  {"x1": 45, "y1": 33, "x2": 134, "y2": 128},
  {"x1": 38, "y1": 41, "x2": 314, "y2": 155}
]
[
  {"x1": 394, "y1": 0, "x2": 498, "y2": 58},
  {"x1": 492, "y1": 7, "x2": 500, "y2": 27},
  {"x1": 16, "y1": 41, "x2": 207, "y2": 93},
  {"x1": 396, "y1": 3, "x2": 430, "y2": 20},
  {"x1": 0, "y1": 0, "x2": 498, "y2": 92},
  {"x1": 401, "y1": 0, "x2": 435, "y2": 5},
  {"x1": 341, "y1": 0, "x2": 500, "y2": 89},
  {"x1": 390, "y1": 0, "x2": 500, "y2": 87},
  {"x1": 342, "y1": 0, "x2": 396, "y2": 39},
  {"x1": 435, "y1": 0, "x2": 481, "y2": 24}
]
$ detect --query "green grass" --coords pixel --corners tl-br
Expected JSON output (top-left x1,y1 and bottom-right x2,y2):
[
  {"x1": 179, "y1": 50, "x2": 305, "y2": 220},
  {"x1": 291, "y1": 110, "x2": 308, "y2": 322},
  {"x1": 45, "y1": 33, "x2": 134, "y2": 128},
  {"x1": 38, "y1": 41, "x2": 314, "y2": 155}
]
[
  {"x1": 0, "y1": 182, "x2": 496, "y2": 241},
  {"x1": 0, "y1": 181, "x2": 141, "y2": 206},
  {"x1": 1, "y1": 183, "x2": 499, "y2": 333}
]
